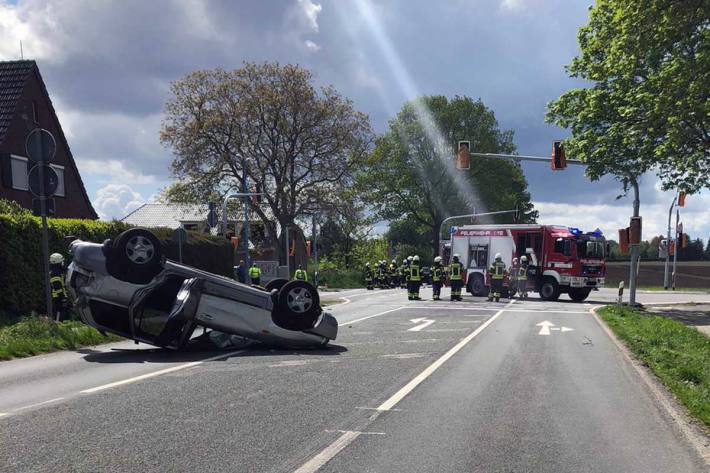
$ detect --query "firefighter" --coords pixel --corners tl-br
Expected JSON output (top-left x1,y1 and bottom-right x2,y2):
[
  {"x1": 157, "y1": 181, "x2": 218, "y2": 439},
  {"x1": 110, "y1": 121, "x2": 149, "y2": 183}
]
[
  {"x1": 449, "y1": 254, "x2": 464, "y2": 301},
  {"x1": 249, "y1": 262, "x2": 261, "y2": 286},
  {"x1": 401, "y1": 257, "x2": 411, "y2": 289},
  {"x1": 294, "y1": 264, "x2": 308, "y2": 282},
  {"x1": 408, "y1": 255, "x2": 422, "y2": 300},
  {"x1": 517, "y1": 255, "x2": 529, "y2": 299},
  {"x1": 509, "y1": 257, "x2": 519, "y2": 298},
  {"x1": 389, "y1": 259, "x2": 398, "y2": 288},
  {"x1": 488, "y1": 253, "x2": 508, "y2": 302},
  {"x1": 431, "y1": 256, "x2": 444, "y2": 301},
  {"x1": 364, "y1": 262, "x2": 374, "y2": 290},
  {"x1": 49, "y1": 253, "x2": 69, "y2": 321}
]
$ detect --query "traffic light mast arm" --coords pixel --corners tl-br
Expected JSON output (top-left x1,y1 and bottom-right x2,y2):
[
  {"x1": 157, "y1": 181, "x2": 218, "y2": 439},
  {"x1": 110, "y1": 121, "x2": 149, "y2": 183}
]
[
  {"x1": 438, "y1": 208, "x2": 520, "y2": 240},
  {"x1": 469, "y1": 152, "x2": 584, "y2": 165}
]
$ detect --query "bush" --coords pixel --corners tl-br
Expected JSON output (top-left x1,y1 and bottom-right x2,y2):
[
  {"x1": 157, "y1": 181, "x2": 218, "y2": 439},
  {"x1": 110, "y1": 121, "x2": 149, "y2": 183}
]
[{"x1": 0, "y1": 199, "x2": 234, "y2": 314}]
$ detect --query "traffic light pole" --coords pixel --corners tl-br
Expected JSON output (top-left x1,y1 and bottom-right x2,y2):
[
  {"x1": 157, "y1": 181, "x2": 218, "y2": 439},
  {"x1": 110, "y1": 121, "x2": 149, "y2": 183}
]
[
  {"x1": 221, "y1": 191, "x2": 263, "y2": 267},
  {"x1": 672, "y1": 208, "x2": 679, "y2": 290},
  {"x1": 628, "y1": 176, "x2": 640, "y2": 306}
]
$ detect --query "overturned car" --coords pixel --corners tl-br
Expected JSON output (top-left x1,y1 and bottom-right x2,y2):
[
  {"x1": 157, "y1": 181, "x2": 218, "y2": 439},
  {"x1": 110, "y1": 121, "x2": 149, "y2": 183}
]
[{"x1": 67, "y1": 228, "x2": 337, "y2": 349}]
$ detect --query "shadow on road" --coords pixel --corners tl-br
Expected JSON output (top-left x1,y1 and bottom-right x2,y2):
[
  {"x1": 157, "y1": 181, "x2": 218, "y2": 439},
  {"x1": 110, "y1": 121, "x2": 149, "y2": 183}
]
[{"x1": 79, "y1": 341, "x2": 347, "y2": 364}]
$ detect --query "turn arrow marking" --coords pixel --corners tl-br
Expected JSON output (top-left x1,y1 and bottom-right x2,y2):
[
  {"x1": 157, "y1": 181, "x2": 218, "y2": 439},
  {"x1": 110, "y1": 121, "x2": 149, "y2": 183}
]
[
  {"x1": 409, "y1": 318, "x2": 435, "y2": 332},
  {"x1": 537, "y1": 321, "x2": 574, "y2": 335}
]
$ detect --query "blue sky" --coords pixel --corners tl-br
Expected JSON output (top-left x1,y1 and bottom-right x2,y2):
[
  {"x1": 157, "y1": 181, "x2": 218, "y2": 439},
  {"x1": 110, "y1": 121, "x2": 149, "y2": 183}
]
[{"x1": 1, "y1": 0, "x2": 708, "y2": 242}]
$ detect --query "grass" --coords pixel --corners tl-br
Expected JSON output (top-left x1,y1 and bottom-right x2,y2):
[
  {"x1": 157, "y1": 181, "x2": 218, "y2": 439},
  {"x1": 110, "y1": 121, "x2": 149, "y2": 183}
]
[
  {"x1": 0, "y1": 316, "x2": 122, "y2": 361},
  {"x1": 599, "y1": 305, "x2": 710, "y2": 429},
  {"x1": 317, "y1": 269, "x2": 363, "y2": 289}
]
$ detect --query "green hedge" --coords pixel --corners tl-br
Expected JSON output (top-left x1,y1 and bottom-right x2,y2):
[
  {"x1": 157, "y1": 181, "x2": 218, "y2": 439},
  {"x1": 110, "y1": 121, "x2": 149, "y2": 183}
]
[{"x1": 0, "y1": 204, "x2": 233, "y2": 315}]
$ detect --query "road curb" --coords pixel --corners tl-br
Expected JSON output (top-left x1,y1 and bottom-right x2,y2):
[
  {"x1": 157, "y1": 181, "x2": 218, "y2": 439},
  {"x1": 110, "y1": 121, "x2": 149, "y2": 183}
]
[{"x1": 590, "y1": 305, "x2": 710, "y2": 466}]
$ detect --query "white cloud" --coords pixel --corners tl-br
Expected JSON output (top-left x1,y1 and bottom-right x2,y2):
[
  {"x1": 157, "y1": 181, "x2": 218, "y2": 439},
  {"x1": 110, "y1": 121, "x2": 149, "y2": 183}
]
[
  {"x1": 76, "y1": 159, "x2": 157, "y2": 185},
  {"x1": 304, "y1": 39, "x2": 321, "y2": 51},
  {"x1": 500, "y1": 0, "x2": 525, "y2": 11},
  {"x1": 93, "y1": 184, "x2": 145, "y2": 220},
  {"x1": 0, "y1": 1, "x2": 60, "y2": 61},
  {"x1": 297, "y1": 0, "x2": 322, "y2": 32}
]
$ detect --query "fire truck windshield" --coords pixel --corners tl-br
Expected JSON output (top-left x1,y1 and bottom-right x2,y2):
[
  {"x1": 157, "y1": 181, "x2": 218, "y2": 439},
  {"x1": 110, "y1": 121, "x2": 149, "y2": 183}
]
[{"x1": 577, "y1": 240, "x2": 605, "y2": 258}]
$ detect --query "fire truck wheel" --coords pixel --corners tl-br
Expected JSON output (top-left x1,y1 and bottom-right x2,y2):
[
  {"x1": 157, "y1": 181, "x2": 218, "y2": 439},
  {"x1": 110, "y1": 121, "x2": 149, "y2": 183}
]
[
  {"x1": 568, "y1": 288, "x2": 591, "y2": 302},
  {"x1": 539, "y1": 277, "x2": 560, "y2": 301}
]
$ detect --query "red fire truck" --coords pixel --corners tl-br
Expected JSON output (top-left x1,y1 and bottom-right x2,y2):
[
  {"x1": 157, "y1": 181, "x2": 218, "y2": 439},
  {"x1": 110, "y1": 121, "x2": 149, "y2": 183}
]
[{"x1": 443, "y1": 224, "x2": 606, "y2": 301}]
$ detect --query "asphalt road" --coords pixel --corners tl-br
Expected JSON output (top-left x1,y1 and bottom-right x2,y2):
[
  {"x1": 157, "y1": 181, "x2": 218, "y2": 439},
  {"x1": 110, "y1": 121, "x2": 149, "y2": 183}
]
[{"x1": 0, "y1": 287, "x2": 708, "y2": 472}]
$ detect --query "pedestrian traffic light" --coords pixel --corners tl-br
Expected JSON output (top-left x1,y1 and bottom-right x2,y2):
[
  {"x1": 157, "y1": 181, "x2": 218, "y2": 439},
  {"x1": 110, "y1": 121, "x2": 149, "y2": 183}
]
[
  {"x1": 618, "y1": 228, "x2": 629, "y2": 254},
  {"x1": 551, "y1": 141, "x2": 566, "y2": 170},
  {"x1": 456, "y1": 141, "x2": 470, "y2": 170},
  {"x1": 629, "y1": 216, "x2": 642, "y2": 245},
  {"x1": 677, "y1": 192, "x2": 686, "y2": 207}
]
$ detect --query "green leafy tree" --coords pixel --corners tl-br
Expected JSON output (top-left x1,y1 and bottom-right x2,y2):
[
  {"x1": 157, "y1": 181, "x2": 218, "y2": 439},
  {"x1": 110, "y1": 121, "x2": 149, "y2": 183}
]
[
  {"x1": 358, "y1": 95, "x2": 537, "y2": 258},
  {"x1": 547, "y1": 0, "x2": 709, "y2": 193}
]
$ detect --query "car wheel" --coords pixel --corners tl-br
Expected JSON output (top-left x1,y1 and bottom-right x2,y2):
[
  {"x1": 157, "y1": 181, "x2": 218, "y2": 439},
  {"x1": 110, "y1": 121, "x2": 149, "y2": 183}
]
[
  {"x1": 111, "y1": 228, "x2": 164, "y2": 284},
  {"x1": 471, "y1": 274, "x2": 487, "y2": 297},
  {"x1": 539, "y1": 277, "x2": 560, "y2": 301},
  {"x1": 264, "y1": 278, "x2": 288, "y2": 292},
  {"x1": 273, "y1": 280, "x2": 321, "y2": 330},
  {"x1": 568, "y1": 287, "x2": 591, "y2": 302}
]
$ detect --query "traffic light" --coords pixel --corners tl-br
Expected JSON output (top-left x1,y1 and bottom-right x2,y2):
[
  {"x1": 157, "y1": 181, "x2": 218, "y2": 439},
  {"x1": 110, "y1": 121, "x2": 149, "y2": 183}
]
[
  {"x1": 681, "y1": 233, "x2": 689, "y2": 248},
  {"x1": 629, "y1": 216, "x2": 642, "y2": 245},
  {"x1": 618, "y1": 228, "x2": 630, "y2": 254},
  {"x1": 677, "y1": 192, "x2": 686, "y2": 207},
  {"x1": 456, "y1": 141, "x2": 470, "y2": 170},
  {"x1": 551, "y1": 141, "x2": 566, "y2": 170}
]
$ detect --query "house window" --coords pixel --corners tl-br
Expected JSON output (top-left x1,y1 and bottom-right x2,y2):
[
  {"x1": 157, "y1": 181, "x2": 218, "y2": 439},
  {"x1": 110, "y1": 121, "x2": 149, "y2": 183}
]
[
  {"x1": 10, "y1": 155, "x2": 29, "y2": 191},
  {"x1": 182, "y1": 223, "x2": 198, "y2": 231},
  {"x1": 50, "y1": 164, "x2": 65, "y2": 197}
]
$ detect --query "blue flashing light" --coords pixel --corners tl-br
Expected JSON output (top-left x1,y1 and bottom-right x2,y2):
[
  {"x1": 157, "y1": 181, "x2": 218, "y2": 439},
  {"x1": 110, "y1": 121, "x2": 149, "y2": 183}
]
[
  {"x1": 592, "y1": 228, "x2": 603, "y2": 237},
  {"x1": 569, "y1": 227, "x2": 582, "y2": 235}
]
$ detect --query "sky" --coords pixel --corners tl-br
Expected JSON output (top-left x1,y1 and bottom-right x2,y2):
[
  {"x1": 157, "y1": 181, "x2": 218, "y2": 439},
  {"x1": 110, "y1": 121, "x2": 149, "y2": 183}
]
[{"x1": 0, "y1": 0, "x2": 708, "y2": 243}]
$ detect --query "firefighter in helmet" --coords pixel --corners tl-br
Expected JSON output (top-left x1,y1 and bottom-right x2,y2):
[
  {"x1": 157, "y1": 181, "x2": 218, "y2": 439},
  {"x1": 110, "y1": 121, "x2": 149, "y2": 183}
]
[
  {"x1": 364, "y1": 262, "x2": 374, "y2": 290},
  {"x1": 408, "y1": 255, "x2": 422, "y2": 300},
  {"x1": 431, "y1": 256, "x2": 445, "y2": 301},
  {"x1": 294, "y1": 264, "x2": 308, "y2": 282},
  {"x1": 448, "y1": 254, "x2": 464, "y2": 301},
  {"x1": 49, "y1": 253, "x2": 69, "y2": 321},
  {"x1": 389, "y1": 259, "x2": 398, "y2": 287},
  {"x1": 488, "y1": 253, "x2": 508, "y2": 302},
  {"x1": 402, "y1": 256, "x2": 412, "y2": 290},
  {"x1": 509, "y1": 257, "x2": 519, "y2": 298},
  {"x1": 517, "y1": 255, "x2": 529, "y2": 299}
]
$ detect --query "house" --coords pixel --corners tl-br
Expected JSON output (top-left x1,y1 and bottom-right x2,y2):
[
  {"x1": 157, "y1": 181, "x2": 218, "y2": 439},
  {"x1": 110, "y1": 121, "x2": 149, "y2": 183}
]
[
  {"x1": 121, "y1": 202, "x2": 223, "y2": 232},
  {"x1": 0, "y1": 60, "x2": 97, "y2": 219}
]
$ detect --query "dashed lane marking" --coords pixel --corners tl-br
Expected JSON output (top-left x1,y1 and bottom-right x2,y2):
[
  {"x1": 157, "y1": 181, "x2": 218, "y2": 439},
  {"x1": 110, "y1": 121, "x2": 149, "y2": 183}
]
[{"x1": 14, "y1": 397, "x2": 65, "y2": 411}]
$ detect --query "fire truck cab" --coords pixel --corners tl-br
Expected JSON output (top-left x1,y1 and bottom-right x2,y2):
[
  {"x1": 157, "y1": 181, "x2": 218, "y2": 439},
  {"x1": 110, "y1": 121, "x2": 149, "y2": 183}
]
[{"x1": 445, "y1": 224, "x2": 606, "y2": 302}]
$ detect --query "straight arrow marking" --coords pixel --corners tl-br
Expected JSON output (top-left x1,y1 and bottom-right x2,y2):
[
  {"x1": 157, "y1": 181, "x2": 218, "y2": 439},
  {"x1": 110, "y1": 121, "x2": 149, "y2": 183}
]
[{"x1": 536, "y1": 320, "x2": 555, "y2": 335}]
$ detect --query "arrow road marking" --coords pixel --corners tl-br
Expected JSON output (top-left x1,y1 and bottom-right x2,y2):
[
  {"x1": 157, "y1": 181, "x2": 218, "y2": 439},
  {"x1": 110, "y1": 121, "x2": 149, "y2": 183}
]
[
  {"x1": 537, "y1": 321, "x2": 574, "y2": 335},
  {"x1": 409, "y1": 318, "x2": 435, "y2": 331}
]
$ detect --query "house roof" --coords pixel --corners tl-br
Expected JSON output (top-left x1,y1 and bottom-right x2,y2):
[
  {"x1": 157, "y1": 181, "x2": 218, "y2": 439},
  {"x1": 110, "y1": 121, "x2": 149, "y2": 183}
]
[
  {"x1": 121, "y1": 203, "x2": 211, "y2": 228},
  {"x1": 0, "y1": 60, "x2": 34, "y2": 144},
  {"x1": 0, "y1": 60, "x2": 98, "y2": 219}
]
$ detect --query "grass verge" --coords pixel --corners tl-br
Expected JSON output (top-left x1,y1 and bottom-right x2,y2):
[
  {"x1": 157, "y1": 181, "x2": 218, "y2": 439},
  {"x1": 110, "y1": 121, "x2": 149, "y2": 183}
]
[
  {"x1": 599, "y1": 305, "x2": 710, "y2": 429},
  {"x1": 0, "y1": 317, "x2": 122, "y2": 361},
  {"x1": 638, "y1": 286, "x2": 710, "y2": 293}
]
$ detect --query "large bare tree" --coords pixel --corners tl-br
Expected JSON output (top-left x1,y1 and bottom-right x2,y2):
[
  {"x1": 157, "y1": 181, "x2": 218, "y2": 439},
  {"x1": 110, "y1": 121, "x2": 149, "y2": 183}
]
[{"x1": 160, "y1": 62, "x2": 373, "y2": 249}]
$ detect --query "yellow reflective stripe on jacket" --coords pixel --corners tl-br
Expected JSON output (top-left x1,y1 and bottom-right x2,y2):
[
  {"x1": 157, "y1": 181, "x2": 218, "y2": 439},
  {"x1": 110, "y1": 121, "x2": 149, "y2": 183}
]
[
  {"x1": 490, "y1": 262, "x2": 506, "y2": 279},
  {"x1": 50, "y1": 274, "x2": 66, "y2": 298},
  {"x1": 410, "y1": 264, "x2": 421, "y2": 281},
  {"x1": 249, "y1": 267, "x2": 261, "y2": 278},
  {"x1": 295, "y1": 270, "x2": 307, "y2": 281},
  {"x1": 432, "y1": 266, "x2": 443, "y2": 281},
  {"x1": 517, "y1": 266, "x2": 527, "y2": 279},
  {"x1": 449, "y1": 263, "x2": 462, "y2": 280}
]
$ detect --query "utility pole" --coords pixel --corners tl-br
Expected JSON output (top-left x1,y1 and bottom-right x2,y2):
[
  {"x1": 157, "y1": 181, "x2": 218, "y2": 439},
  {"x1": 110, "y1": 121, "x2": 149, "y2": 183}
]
[
  {"x1": 312, "y1": 214, "x2": 319, "y2": 287},
  {"x1": 663, "y1": 195, "x2": 676, "y2": 289},
  {"x1": 672, "y1": 209, "x2": 679, "y2": 290},
  {"x1": 241, "y1": 162, "x2": 250, "y2": 267},
  {"x1": 627, "y1": 176, "x2": 641, "y2": 306},
  {"x1": 284, "y1": 225, "x2": 290, "y2": 278}
]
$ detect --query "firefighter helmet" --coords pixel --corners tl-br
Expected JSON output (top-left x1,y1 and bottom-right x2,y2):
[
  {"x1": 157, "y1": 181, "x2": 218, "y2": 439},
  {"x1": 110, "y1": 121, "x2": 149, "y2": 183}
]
[
  {"x1": 366, "y1": 262, "x2": 370, "y2": 267},
  {"x1": 413, "y1": 255, "x2": 420, "y2": 262},
  {"x1": 391, "y1": 259, "x2": 396, "y2": 264},
  {"x1": 494, "y1": 253, "x2": 502, "y2": 261},
  {"x1": 453, "y1": 253, "x2": 460, "y2": 261},
  {"x1": 434, "y1": 256, "x2": 442, "y2": 263},
  {"x1": 512, "y1": 257, "x2": 518, "y2": 264},
  {"x1": 50, "y1": 253, "x2": 64, "y2": 265},
  {"x1": 521, "y1": 255, "x2": 528, "y2": 263},
  {"x1": 407, "y1": 256, "x2": 413, "y2": 261}
]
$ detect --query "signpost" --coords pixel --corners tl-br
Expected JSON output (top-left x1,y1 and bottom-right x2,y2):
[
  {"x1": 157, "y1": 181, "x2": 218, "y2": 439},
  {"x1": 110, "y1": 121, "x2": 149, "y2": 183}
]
[
  {"x1": 25, "y1": 128, "x2": 57, "y2": 318},
  {"x1": 172, "y1": 227, "x2": 188, "y2": 263}
]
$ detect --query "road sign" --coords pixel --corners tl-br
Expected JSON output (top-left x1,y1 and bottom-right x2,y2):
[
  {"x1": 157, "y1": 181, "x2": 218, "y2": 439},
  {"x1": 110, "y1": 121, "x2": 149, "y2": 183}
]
[
  {"x1": 28, "y1": 164, "x2": 59, "y2": 197},
  {"x1": 207, "y1": 209, "x2": 218, "y2": 228},
  {"x1": 32, "y1": 198, "x2": 55, "y2": 217},
  {"x1": 536, "y1": 320, "x2": 574, "y2": 335},
  {"x1": 26, "y1": 128, "x2": 56, "y2": 163}
]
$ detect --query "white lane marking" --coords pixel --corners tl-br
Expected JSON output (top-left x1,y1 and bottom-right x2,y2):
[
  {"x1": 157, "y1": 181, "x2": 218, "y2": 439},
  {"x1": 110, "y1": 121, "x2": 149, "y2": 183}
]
[
  {"x1": 355, "y1": 406, "x2": 402, "y2": 412},
  {"x1": 537, "y1": 320, "x2": 554, "y2": 335},
  {"x1": 338, "y1": 307, "x2": 404, "y2": 327},
  {"x1": 14, "y1": 397, "x2": 65, "y2": 411},
  {"x1": 377, "y1": 300, "x2": 515, "y2": 412},
  {"x1": 294, "y1": 430, "x2": 361, "y2": 473},
  {"x1": 0, "y1": 413, "x2": 7, "y2": 418},
  {"x1": 81, "y1": 349, "x2": 247, "y2": 394},
  {"x1": 408, "y1": 306, "x2": 589, "y2": 314},
  {"x1": 325, "y1": 430, "x2": 386, "y2": 435},
  {"x1": 408, "y1": 318, "x2": 435, "y2": 331},
  {"x1": 295, "y1": 300, "x2": 514, "y2": 473}
]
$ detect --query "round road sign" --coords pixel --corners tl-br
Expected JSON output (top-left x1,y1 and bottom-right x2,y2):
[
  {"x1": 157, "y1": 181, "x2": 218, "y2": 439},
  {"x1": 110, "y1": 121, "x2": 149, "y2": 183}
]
[
  {"x1": 26, "y1": 128, "x2": 57, "y2": 163},
  {"x1": 28, "y1": 164, "x2": 59, "y2": 197}
]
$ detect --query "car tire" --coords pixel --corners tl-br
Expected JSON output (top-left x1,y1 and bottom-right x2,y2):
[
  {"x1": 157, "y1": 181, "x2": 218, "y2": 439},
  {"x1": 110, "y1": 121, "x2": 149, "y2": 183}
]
[
  {"x1": 568, "y1": 287, "x2": 591, "y2": 302},
  {"x1": 264, "y1": 278, "x2": 289, "y2": 292},
  {"x1": 274, "y1": 280, "x2": 321, "y2": 330},
  {"x1": 471, "y1": 274, "x2": 487, "y2": 297},
  {"x1": 110, "y1": 228, "x2": 164, "y2": 284},
  {"x1": 539, "y1": 277, "x2": 560, "y2": 301}
]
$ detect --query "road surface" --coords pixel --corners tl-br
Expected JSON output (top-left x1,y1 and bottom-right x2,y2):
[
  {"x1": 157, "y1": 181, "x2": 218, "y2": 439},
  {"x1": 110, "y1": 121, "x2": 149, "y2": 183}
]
[{"x1": 1, "y1": 287, "x2": 708, "y2": 472}]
